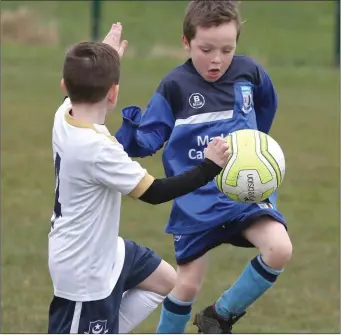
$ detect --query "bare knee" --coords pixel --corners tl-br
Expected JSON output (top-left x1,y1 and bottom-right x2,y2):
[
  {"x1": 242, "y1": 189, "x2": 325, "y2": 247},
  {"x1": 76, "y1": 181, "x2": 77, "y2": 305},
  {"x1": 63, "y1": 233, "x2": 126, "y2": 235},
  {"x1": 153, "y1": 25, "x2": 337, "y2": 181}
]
[
  {"x1": 171, "y1": 256, "x2": 208, "y2": 301},
  {"x1": 261, "y1": 237, "x2": 293, "y2": 269},
  {"x1": 244, "y1": 218, "x2": 293, "y2": 270},
  {"x1": 174, "y1": 276, "x2": 202, "y2": 300}
]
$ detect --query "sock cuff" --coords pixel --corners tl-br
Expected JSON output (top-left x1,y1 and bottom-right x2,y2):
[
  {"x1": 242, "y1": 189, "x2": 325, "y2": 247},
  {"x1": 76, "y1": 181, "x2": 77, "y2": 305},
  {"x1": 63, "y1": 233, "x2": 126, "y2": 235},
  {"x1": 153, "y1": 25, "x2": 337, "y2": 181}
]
[
  {"x1": 164, "y1": 296, "x2": 193, "y2": 315},
  {"x1": 167, "y1": 294, "x2": 195, "y2": 306},
  {"x1": 257, "y1": 255, "x2": 284, "y2": 276},
  {"x1": 251, "y1": 256, "x2": 280, "y2": 283}
]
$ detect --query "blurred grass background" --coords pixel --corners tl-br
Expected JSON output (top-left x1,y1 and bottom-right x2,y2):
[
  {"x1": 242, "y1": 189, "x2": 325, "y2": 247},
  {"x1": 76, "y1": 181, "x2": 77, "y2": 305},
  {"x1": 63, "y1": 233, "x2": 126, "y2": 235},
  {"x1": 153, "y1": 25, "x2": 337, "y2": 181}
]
[{"x1": 1, "y1": 1, "x2": 340, "y2": 333}]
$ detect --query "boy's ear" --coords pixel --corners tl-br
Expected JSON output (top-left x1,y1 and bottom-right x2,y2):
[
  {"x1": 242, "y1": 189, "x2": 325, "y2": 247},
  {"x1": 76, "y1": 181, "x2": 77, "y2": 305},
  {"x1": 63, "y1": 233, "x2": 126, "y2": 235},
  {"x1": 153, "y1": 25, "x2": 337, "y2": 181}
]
[
  {"x1": 108, "y1": 84, "x2": 119, "y2": 105},
  {"x1": 61, "y1": 78, "x2": 68, "y2": 94},
  {"x1": 181, "y1": 35, "x2": 190, "y2": 50}
]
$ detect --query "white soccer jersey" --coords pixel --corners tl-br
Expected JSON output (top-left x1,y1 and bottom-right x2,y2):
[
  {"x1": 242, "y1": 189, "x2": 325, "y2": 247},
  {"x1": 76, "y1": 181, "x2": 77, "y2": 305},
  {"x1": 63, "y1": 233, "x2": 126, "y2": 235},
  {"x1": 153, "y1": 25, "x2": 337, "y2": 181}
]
[{"x1": 48, "y1": 98, "x2": 154, "y2": 302}]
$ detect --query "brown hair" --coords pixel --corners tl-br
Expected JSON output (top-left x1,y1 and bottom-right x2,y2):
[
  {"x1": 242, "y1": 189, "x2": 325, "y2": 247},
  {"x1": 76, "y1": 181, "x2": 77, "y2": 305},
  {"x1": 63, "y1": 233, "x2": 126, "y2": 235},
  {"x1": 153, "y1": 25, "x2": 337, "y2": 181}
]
[
  {"x1": 63, "y1": 41, "x2": 120, "y2": 104},
  {"x1": 183, "y1": 0, "x2": 242, "y2": 43}
]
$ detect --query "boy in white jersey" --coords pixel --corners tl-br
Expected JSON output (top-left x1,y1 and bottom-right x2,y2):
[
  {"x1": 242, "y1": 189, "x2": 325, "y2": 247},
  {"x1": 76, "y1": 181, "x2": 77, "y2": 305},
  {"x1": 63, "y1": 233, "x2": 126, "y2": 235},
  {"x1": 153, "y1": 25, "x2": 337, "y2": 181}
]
[{"x1": 48, "y1": 23, "x2": 231, "y2": 334}]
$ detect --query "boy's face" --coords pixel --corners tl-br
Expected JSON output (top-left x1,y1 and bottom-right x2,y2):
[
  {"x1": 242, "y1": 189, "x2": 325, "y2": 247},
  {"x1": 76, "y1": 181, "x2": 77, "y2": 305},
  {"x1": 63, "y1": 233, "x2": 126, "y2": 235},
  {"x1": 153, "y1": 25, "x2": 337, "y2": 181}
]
[{"x1": 183, "y1": 21, "x2": 238, "y2": 82}]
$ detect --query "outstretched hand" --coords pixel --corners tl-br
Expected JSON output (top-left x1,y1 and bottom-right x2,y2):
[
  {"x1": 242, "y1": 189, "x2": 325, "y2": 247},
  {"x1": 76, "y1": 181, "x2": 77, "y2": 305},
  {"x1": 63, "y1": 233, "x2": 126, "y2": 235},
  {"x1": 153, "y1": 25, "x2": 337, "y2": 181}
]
[
  {"x1": 204, "y1": 137, "x2": 231, "y2": 168},
  {"x1": 102, "y1": 23, "x2": 128, "y2": 57}
]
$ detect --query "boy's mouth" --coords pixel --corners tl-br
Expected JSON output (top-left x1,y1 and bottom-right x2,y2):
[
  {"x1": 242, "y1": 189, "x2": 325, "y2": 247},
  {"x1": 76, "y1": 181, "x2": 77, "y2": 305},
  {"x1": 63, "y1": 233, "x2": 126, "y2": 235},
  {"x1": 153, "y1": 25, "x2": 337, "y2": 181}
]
[{"x1": 207, "y1": 69, "x2": 221, "y2": 79}]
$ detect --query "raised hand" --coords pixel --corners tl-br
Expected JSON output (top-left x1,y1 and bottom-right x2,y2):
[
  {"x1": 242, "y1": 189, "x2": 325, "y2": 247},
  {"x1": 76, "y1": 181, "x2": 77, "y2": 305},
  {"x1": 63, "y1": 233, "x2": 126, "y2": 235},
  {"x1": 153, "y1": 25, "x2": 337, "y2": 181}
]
[{"x1": 102, "y1": 22, "x2": 128, "y2": 57}]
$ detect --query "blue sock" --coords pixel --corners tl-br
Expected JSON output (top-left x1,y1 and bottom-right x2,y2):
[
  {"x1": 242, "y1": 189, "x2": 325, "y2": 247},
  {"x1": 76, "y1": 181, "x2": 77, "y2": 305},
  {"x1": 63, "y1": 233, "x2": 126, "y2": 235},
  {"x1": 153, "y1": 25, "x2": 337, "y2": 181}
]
[
  {"x1": 156, "y1": 295, "x2": 193, "y2": 334},
  {"x1": 214, "y1": 255, "x2": 283, "y2": 318}
]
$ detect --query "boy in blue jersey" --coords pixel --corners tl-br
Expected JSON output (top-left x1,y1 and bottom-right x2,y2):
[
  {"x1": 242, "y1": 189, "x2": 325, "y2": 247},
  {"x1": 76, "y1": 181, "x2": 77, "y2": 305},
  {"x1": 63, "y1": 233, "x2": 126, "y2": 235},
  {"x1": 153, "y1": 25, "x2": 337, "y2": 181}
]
[{"x1": 116, "y1": 1, "x2": 293, "y2": 333}]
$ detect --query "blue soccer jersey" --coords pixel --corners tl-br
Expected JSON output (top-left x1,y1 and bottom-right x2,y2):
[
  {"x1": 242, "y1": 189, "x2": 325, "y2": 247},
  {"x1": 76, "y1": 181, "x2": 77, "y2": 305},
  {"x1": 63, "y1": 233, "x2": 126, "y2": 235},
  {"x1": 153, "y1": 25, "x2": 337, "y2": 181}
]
[{"x1": 116, "y1": 55, "x2": 279, "y2": 234}]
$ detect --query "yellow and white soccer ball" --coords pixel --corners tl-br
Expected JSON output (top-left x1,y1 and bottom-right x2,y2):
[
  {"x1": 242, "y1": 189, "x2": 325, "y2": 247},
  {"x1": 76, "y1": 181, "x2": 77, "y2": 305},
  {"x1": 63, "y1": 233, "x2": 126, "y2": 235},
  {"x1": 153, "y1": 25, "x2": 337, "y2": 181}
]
[{"x1": 215, "y1": 129, "x2": 285, "y2": 203}]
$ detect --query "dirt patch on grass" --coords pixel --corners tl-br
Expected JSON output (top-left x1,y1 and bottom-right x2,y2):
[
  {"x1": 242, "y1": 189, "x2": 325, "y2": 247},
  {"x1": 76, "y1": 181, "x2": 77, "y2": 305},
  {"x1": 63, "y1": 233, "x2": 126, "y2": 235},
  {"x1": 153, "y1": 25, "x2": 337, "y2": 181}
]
[{"x1": 1, "y1": 7, "x2": 59, "y2": 45}]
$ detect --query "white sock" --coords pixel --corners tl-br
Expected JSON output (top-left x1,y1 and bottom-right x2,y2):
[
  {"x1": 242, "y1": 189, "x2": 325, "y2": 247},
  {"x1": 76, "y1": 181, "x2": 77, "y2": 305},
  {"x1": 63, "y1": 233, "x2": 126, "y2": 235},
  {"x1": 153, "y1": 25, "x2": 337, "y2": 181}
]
[{"x1": 118, "y1": 289, "x2": 165, "y2": 333}]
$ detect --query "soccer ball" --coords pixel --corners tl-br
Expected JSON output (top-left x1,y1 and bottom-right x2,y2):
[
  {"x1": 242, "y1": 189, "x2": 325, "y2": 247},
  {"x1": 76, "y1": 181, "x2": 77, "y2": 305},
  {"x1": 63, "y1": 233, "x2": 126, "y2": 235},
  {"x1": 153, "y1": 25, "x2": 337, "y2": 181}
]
[{"x1": 215, "y1": 129, "x2": 285, "y2": 203}]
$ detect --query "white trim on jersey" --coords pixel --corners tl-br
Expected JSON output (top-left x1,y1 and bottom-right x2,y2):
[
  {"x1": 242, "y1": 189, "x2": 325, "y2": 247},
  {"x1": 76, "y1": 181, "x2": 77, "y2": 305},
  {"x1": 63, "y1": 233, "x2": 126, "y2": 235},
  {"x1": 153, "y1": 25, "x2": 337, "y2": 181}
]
[{"x1": 174, "y1": 109, "x2": 234, "y2": 126}]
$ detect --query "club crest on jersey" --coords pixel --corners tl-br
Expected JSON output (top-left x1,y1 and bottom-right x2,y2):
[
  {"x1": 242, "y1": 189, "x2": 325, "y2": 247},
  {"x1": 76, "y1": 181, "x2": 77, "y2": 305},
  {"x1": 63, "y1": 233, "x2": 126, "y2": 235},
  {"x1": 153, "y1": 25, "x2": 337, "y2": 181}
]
[
  {"x1": 85, "y1": 320, "x2": 108, "y2": 334},
  {"x1": 241, "y1": 86, "x2": 253, "y2": 114},
  {"x1": 189, "y1": 93, "x2": 205, "y2": 109}
]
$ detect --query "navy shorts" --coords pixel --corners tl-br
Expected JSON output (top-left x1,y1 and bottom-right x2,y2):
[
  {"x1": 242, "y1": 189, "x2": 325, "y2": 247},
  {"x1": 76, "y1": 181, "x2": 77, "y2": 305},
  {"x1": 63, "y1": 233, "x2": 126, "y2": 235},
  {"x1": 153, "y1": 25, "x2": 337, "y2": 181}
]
[
  {"x1": 48, "y1": 239, "x2": 162, "y2": 334},
  {"x1": 174, "y1": 203, "x2": 286, "y2": 265}
]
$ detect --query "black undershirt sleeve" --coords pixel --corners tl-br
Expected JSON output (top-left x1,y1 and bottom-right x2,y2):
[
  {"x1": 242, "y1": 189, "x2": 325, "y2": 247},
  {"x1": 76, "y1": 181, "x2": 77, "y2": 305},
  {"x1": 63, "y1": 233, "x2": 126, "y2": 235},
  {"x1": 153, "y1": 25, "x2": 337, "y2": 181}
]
[{"x1": 139, "y1": 159, "x2": 222, "y2": 205}]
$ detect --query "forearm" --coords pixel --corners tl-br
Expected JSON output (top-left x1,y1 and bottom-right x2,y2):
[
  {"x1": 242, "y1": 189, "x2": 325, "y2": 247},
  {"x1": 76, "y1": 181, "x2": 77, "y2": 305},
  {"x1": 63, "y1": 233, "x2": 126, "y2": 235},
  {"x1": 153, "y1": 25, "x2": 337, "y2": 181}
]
[{"x1": 139, "y1": 159, "x2": 222, "y2": 204}]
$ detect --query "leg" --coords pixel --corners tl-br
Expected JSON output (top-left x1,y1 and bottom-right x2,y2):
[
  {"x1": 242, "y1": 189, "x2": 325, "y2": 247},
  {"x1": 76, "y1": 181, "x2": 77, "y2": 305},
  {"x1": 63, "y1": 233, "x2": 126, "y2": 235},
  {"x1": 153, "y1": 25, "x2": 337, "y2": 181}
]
[
  {"x1": 118, "y1": 240, "x2": 175, "y2": 333},
  {"x1": 243, "y1": 216, "x2": 292, "y2": 269},
  {"x1": 214, "y1": 216, "x2": 292, "y2": 319},
  {"x1": 172, "y1": 255, "x2": 208, "y2": 300},
  {"x1": 119, "y1": 289, "x2": 165, "y2": 333},
  {"x1": 157, "y1": 255, "x2": 208, "y2": 334},
  {"x1": 195, "y1": 208, "x2": 292, "y2": 333},
  {"x1": 136, "y1": 259, "x2": 177, "y2": 295},
  {"x1": 119, "y1": 260, "x2": 176, "y2": 333},
  {"x1": 157, "y1": 227, "x2": 224, "y2": 334}
]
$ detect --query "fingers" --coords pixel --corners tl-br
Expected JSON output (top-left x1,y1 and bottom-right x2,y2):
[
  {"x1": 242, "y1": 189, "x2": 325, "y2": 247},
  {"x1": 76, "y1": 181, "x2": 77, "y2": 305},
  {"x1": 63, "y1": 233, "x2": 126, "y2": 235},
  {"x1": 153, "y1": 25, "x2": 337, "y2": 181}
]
[
  {"x1": 208, "y1": 136, "x2": 222, "y2": 149},
  {"x1": 210, "y1": 136, "x2": 223, "y2": 146},
  {"x1": 118, "y1": 39, "x2": 128, "y2": 57},
  {"x1": 223, "y1": 149, "x2": 232, "y2": 158},
  {"x1": 212, "y1": 136, "x2": 226, "y2": 146},
  {"x1": 205, "y1": 137, "x2": 231, "y2": 168},
  {"x1": 103, "y1": 22, "x2": 128, "y2": 57},
  {"x1": 210, "y1": 137, "x2": 229, "y2": 152},
  {"x1": 111, "y1": 22, "x2": 122, "y2": 39},
  {"x1": 210, "y1": 137, "x2": 219, "y2": 146}
]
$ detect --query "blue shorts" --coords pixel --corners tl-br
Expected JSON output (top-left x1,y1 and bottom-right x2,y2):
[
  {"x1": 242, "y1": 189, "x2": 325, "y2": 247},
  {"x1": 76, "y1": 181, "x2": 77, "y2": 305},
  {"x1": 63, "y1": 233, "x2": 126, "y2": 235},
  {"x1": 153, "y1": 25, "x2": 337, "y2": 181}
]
[
  {"x1": 174, "y1": 203, "x2": 286, "y2": 265},
  {"x1": 48, "y1": 239, "x2": 162, "y2": 334}
]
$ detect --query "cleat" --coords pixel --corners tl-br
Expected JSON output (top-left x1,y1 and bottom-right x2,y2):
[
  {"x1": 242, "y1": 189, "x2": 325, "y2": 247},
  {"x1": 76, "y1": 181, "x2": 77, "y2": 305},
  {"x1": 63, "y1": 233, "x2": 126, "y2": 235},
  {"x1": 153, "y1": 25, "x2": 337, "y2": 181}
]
[{"x1": 193, "y1": 305, "x2": 246, "y2": 334}]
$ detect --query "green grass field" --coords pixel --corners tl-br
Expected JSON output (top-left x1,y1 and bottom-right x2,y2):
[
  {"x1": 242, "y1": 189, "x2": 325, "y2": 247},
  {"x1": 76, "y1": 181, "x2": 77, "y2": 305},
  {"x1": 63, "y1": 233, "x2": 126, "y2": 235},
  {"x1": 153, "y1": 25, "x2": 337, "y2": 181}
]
[{"x1": 1, "y1": 1, "x2": 340, "y2": 333}]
